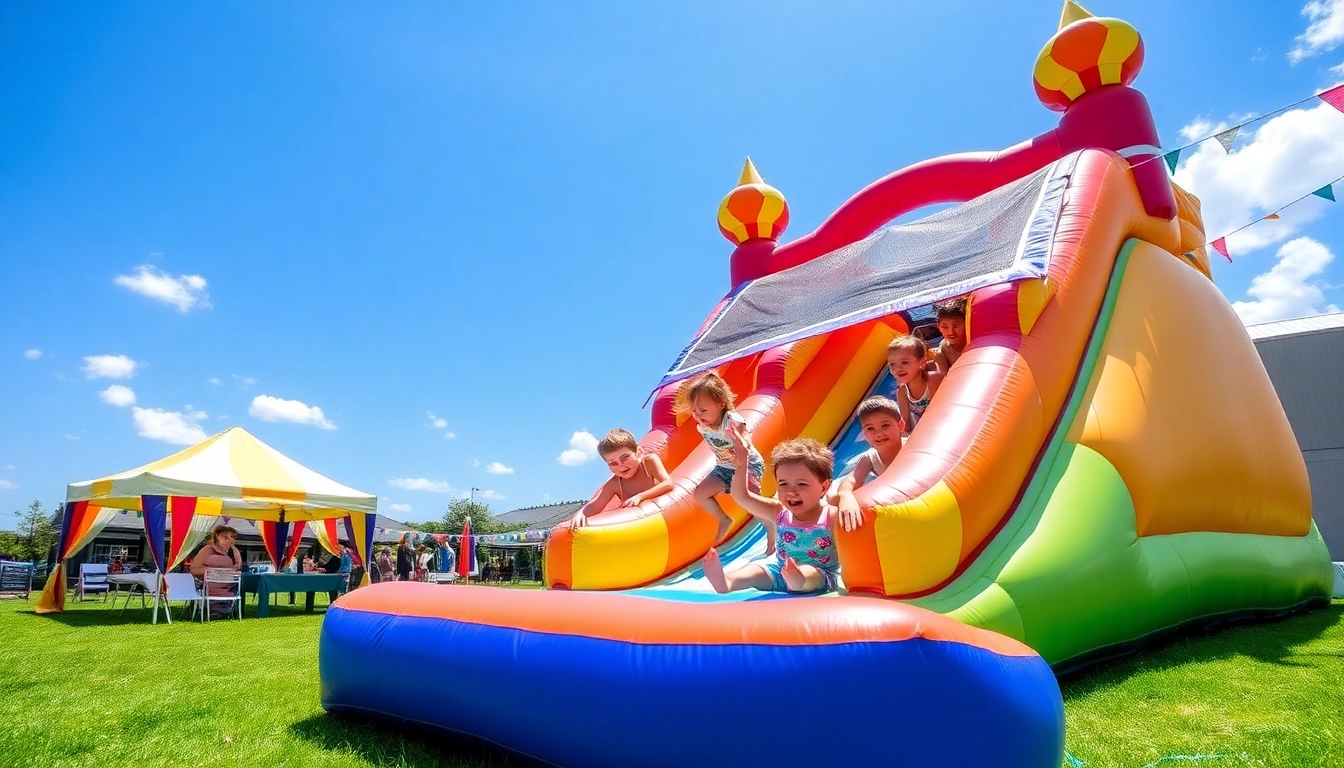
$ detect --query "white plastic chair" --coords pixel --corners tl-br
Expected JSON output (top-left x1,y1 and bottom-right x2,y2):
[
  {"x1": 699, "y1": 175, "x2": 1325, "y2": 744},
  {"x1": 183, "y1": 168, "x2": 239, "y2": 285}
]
[
  {"x1": 78, "y1": 564, "x2": 111, "y2": 602},
  {"x1": 202, "y1": 568, "x2": 241, "y2": 621},
  {"x1": 163, "y1": 573, "x2": 204, "y2": 622}
]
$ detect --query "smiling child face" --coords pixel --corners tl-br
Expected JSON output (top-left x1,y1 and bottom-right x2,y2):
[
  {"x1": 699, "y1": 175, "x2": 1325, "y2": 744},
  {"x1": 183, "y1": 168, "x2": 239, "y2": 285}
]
[
  {"x1": 886, "y1": 349, "x2": 923, "y2": 385},
  {"x1": 774, "y1": 462, "x2": 830, "y2": 516},
  {"x1": 860, "y1": 412, "x2": 903, "y2": 452}
]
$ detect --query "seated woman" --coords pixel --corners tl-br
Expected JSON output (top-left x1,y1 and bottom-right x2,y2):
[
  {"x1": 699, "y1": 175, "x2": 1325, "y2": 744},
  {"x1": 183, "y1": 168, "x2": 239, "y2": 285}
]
[{"x1": 190, "y1": 525, "x2": 243, "y2": 618}]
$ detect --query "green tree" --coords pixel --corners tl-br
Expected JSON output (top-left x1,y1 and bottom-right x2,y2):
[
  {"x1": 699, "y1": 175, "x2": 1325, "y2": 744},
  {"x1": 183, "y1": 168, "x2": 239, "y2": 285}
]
[
  {"x1": 441, "y1": 498, "x2": 523, "y2": 535},
  {"x1": 15, "y1": 500, "x2": 55, "y2": 563},
  {"x1": 0, "y1": 529, "x2": 19, "y2": 558}
]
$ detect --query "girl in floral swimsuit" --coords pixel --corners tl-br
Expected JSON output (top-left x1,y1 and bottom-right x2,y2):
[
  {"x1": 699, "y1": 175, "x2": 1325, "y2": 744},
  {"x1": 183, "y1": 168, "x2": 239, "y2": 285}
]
[{"x1": 702, "y1": 435, "x2": 860, "y2": 594}]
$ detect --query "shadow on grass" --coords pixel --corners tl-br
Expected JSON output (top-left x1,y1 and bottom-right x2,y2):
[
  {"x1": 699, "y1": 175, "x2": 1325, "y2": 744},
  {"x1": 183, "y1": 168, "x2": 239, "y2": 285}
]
[
  {"x1": 1060, "y1": 601, "x2": 1344, "y2": 695},
  {"x1": 289, "y1": 712, "x2": 523, "y2": 768}
]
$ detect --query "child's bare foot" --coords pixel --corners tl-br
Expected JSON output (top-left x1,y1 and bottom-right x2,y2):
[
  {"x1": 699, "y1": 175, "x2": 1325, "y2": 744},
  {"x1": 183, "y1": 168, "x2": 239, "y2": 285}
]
[
  {"x1": 702, "y1": 548, "x2": 729, "y2": 593},
  {"x1": 781, "y1": 556, "x2": 806, "y2": 592}
]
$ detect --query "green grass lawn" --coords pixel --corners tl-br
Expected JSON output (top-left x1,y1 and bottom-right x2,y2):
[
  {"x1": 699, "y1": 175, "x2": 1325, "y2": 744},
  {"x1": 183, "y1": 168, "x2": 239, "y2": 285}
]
[{"x1": 0, "y1": 591, "x2": 1339, "y2": 768}]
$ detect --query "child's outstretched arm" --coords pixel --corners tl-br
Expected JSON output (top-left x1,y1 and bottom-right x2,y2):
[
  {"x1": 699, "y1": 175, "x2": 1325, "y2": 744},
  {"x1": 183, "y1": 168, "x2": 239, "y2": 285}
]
[
  {"x1": 622, "y1": 454, "x2": 674, "y2": 507},
  {"x1": 829, "y1": 455, "x2": 872, "y2": 533},
  {"x1": 725, "y1": 427, "x2": 779, "y2": 524},
  {"x1": 571, "y1": 478, "x2": 619, "y2": 529}
]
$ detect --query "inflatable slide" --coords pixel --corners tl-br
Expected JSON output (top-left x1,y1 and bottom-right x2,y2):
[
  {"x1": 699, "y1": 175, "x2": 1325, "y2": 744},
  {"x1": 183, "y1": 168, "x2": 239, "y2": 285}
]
[{"x1": 321, "y1": 7, "x2": 1332, "y2": 766}]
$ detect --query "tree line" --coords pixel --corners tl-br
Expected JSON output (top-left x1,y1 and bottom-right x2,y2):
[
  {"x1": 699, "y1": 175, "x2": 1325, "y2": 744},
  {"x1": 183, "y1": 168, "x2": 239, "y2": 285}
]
[{"x1": 0, "y1": 500, "x2": 60, "y2": 563}]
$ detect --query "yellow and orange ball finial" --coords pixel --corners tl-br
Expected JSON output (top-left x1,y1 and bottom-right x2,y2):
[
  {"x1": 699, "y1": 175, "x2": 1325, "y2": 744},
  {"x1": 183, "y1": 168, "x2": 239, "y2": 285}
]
[
  {"x1": 717, "y1": 158, "x2": 789, "y2": 245},
  {"x1": 1033, "y1": 1, "x2": 1143, "y2": 113}
]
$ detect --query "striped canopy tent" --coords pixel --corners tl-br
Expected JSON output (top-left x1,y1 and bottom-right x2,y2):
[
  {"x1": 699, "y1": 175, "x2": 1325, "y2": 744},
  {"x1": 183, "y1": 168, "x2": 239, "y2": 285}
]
[{"x1": 37, "y1": 426, "x2": 377, "y2": 614}]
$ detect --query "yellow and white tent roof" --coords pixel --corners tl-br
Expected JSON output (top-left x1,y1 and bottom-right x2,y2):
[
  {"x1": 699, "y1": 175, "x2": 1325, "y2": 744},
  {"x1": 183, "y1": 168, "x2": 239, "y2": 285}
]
[{"x1": 66, "y1": 427, "x2": 376, "y2": 521}]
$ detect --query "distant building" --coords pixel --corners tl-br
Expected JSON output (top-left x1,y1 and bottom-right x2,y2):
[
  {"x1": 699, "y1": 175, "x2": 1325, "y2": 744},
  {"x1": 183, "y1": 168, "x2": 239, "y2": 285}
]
[
  {"x1": 497, "y1": 501, "x2": 586, "y2": 530},
  {"x1": 1249, "y1": 312, "x2": 1344, "y2": 560}
]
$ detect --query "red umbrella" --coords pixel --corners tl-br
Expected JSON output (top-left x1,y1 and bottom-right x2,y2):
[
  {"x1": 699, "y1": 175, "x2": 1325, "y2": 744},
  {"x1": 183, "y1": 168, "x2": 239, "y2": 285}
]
[{"x1": 457, "y1": 516, "x2": 473, "y2": 582}]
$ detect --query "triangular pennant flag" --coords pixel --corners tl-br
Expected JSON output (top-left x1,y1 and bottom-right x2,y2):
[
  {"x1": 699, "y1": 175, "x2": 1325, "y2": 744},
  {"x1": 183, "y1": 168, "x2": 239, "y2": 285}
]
[
  {"x1": 1311, "y1": 184, "x2": 1336, "y2": 202},
  {"x1": 1164, "y1": 150, "x2": 1180, "y2": 174},
  {"x1": 1320, "y1": 84, "x2": 1344, "y2": 115},
  {"x1": 1214, "y1": 126, "x2": 1239, "y2": 153},
  {"x1": 1264, "y1": 212, "x2": 1280, "y2": 220},
  {"x1": 1210, "y1": 237, "x2": 1231, "y2": 262}
]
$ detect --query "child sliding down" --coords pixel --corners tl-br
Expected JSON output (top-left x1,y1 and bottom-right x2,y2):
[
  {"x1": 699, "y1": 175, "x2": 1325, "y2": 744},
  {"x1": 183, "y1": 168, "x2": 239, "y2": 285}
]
[
  {"x1": 702, "y1": 432, "x2": 862, "y2": 595},
  {"x1": 686, "y1": 373, "x2": 772, "y2": 552}
]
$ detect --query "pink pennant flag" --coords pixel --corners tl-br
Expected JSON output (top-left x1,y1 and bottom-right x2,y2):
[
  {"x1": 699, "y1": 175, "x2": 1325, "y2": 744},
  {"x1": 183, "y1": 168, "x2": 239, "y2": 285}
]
[
  {"x1": 1210, "y1": 238, "x2": 1231, "y2": 262},
  {"x1": 1320, "y1": 84, "x2": 1344, "y2": 114}
]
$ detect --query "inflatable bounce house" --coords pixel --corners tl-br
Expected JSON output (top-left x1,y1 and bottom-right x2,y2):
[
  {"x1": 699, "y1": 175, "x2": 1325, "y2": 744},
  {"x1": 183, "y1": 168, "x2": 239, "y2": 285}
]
[{"x1": 321, "y1": 5, "x2": 1333, "y2": 766}]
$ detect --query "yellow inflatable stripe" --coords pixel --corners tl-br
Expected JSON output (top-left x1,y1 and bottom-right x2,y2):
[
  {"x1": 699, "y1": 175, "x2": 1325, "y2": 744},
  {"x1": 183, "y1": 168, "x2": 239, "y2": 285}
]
[
  {"x1": 1098, "y1": 23, "x2": 1139, "y2": 66},
  {"x1": 783, "y1": 335, "x2": 829, "y2": 390},
  {"x1": 1034, "y1": 55, "x2": 1080, "y2": 92},
  {"x1": 1016, "y1": 278, "x2": 1055, "y2": 335},
  {"x1": 874, "y1": 480, "x2": 963, "y2": 595},
  {"x1": 797, "y1": 325, "x2": 893, "y2": 440},
  {"x1": 571, "y1": 513, "x2": 670, "y2": 589}
]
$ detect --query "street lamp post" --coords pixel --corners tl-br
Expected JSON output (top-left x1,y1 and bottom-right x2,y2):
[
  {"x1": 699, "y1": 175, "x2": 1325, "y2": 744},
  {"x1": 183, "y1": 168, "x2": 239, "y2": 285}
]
[{"x1": 470, "y1": 487, "x2": 480, "y2": 505}]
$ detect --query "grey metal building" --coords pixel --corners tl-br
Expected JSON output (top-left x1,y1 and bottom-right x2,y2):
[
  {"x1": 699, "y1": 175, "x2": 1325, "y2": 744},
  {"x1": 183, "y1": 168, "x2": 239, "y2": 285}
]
[{"x1": 1249, "y1": 312, "x2": 1344, "y2": 560}]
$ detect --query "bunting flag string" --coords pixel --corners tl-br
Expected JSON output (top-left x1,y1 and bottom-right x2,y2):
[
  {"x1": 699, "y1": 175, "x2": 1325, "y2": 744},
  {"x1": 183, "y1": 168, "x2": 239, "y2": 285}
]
[
  {"x1": 1184, "y1": 172, "x2": 1342, "y2": 263},
  {"x1": 1147, "y1": 83, "x2": 1344, "y2": 175}
]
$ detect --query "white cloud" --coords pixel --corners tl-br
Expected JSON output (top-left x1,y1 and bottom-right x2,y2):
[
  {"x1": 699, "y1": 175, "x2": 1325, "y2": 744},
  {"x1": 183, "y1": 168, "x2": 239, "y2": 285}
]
[
  {"x1": 470, "y1": 458, "x2": 482, "y2": 468},
  {"x1": 99, "y1": 385, "x2": 136, "y2": 408},
  {"x1": 132, "y1": 406, "x2": 209, "y2": 445},
  {"x1": 389, "y1": 477, "x2": 455, "y2": 493},
  {"x1": 477, "y1": 489, "x2": 506, "y2": 501},
  {"x1": 1331, "y1": 60, "x2": 1344, "y2": 80},
  {"x1": 557, "y1": 430, "x2": 599, "y2": 466},
  {"x1": 63, "y1": 434, "x2": 80, "y2": 441},
  {"x1": 82, "y1": 354, "x2": 138, "y2": 380},
  {"x1": 1173, "y1": 102, "x2": 1344, "y2": 255},
  {"x1": 207, "y1": 378, "x2": 221, "y2": 385},
  {"x1": 1233, "y1": 237, "x2": 1342, "y2": 324},
  {"x1": 1290, "y1": 0, "x2": 1344, "y2": 63},
  {"x1": 113, "y1": 265, "x2": 211, "y2": 312},
  {"x1": 443, "y1": 432, "x2": 456, "y2": 439},
  {"x1": 3, "y1": 464, "x2": 15, "y2": 470},
  {"x1": 233, "y1": 375, "x2": 257, "y2": 388},
  {"x1": 387, "y1": 503, "x2": 413, "y2": 513},
  {"x1": 0, "y1": 480, "x2": 17, "y2": 490},
  {"x1": 23, "y1": 349, "x2": 42, "y2": 360},
  {"x1": 486, "y1": 462, "x2": 514, "y2": 475},
  {"x1": 426, "y1": 411, "x2": 449, "y2": 429},
  {"x1": 249, "y1": 395, "x2": 336, "y2": 429}
]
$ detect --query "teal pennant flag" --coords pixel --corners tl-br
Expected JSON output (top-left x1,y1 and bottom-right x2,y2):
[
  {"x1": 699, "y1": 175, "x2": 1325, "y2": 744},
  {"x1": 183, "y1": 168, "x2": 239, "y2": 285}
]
[{"x1": 1163, "y1": 150, "x2": 1180, "y2": 174}]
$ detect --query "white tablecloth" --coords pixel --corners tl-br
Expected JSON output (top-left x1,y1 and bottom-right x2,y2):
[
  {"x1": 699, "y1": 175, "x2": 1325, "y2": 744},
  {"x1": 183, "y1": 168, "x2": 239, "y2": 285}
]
[{"x1": 108, "y1": 573, "x2": 159, "y2": 594}]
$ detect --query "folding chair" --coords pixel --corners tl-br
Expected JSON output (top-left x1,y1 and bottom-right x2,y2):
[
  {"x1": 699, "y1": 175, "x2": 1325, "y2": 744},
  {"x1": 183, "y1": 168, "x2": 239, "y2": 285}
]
[
  {"x1": 78, "y1": 564, "x2": 111, "y2": 602},
  {"x1": 163, "y1": 573, "x2": 204, "y2": 622},
  {"x1": 202, "y1": 568, "x2": 242, "y2": 621}
]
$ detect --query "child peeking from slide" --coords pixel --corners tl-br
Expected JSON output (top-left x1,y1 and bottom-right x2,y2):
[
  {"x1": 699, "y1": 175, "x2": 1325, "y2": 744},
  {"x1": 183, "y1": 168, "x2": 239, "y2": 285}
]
[
  {"x1": 830, "y1": 396, "x2": 903, "y2": 529},
  {"x1": 933, "y1": 297, "x2": 968, "y2": 375},
  {"x1": 702, "y1": 431, "x2": 857, "y2": 595},
  {"x1": 570, "y1": 429, "x2": 675, "y2": 530}
]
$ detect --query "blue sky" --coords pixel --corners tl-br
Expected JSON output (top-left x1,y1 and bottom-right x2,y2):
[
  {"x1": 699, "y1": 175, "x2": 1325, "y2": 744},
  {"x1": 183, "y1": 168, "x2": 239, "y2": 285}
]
[{"x1": 3, "y1": 1, "x2": 1343, "y2": 528}]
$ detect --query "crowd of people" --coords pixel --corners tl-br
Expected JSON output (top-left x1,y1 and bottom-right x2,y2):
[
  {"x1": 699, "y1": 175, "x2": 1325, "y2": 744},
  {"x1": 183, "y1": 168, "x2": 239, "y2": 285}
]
[{"x1": 568, "y1": 298, "x2": 970, "y2": 597}]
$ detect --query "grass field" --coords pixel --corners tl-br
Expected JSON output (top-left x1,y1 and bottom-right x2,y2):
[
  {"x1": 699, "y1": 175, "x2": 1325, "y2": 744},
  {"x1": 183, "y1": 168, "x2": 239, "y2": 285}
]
[{"x1": 0, "y1": 590, "x2": 1339, "y2": 768}]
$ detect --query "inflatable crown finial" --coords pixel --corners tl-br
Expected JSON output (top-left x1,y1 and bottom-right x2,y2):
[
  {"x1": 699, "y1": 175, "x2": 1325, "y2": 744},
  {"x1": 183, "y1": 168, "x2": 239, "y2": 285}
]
[
  {"x1": 1034, "y1": 9, "x2": 1144, "y2": 113},
  {"x1": 718, "y1": 158, "x2": 789, "y2": 245}
]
